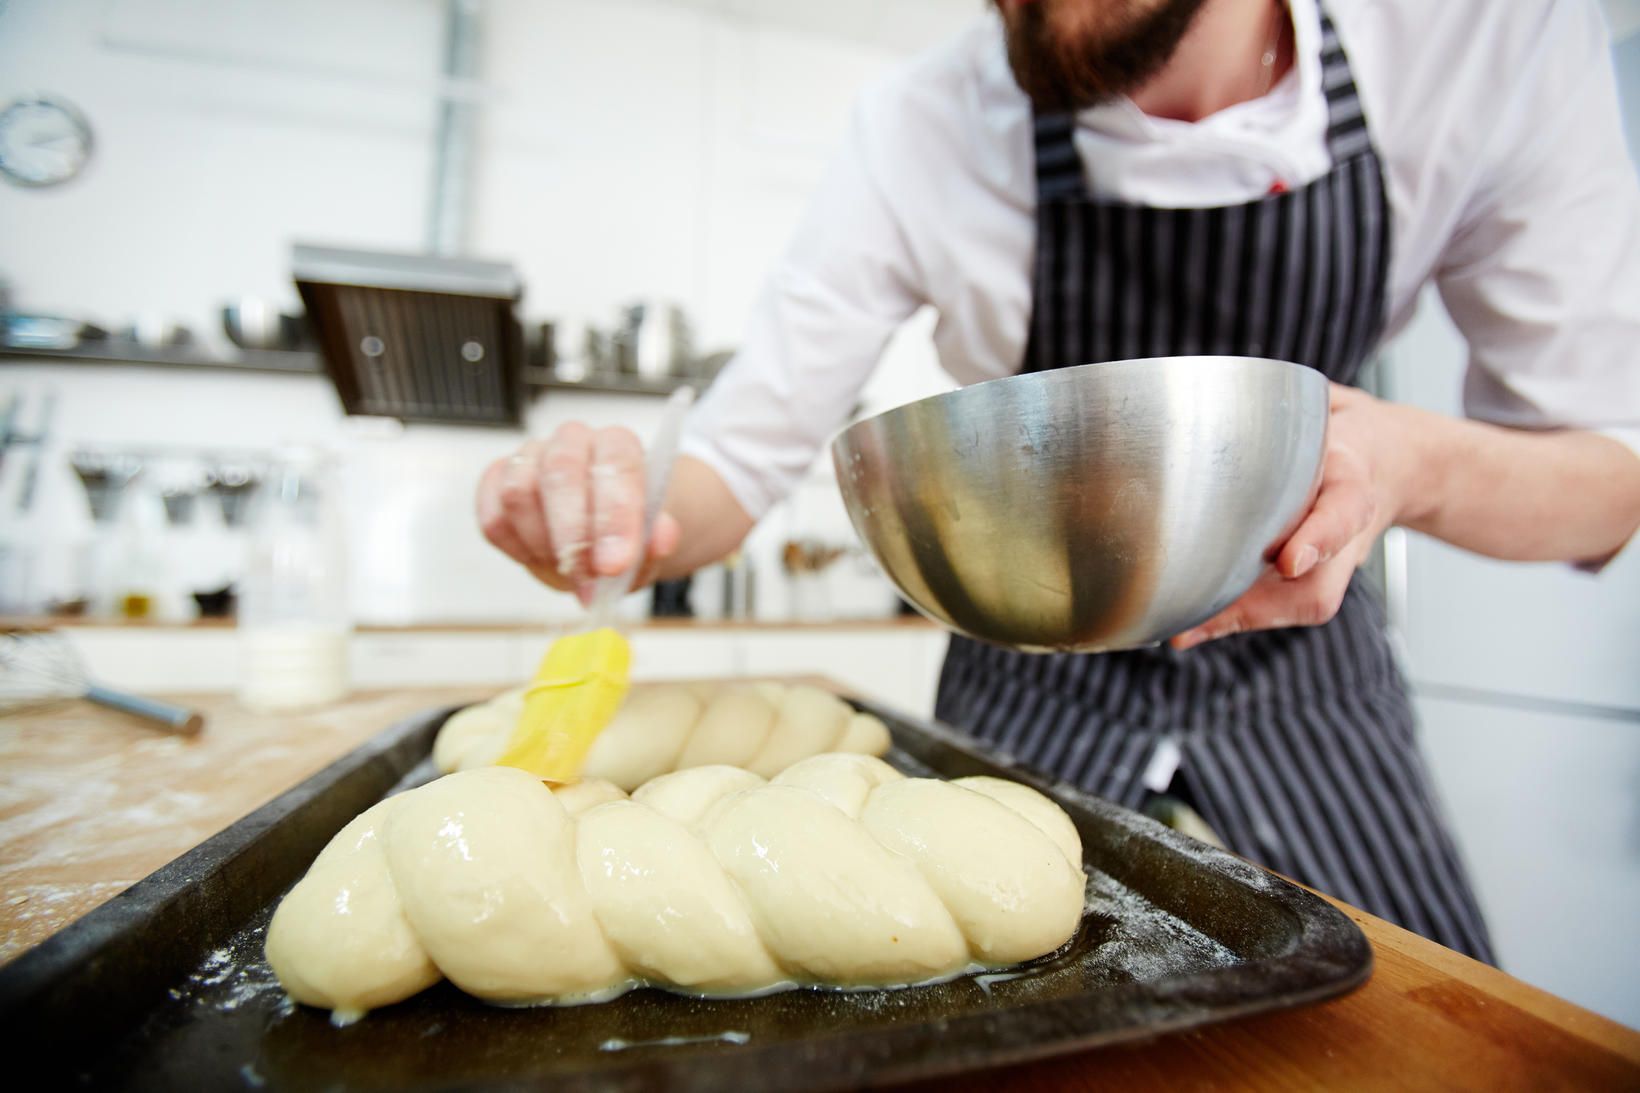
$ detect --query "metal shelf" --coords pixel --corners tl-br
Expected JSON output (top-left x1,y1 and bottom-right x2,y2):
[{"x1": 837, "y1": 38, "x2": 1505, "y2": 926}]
[
  {"x1": 4, "y1": 347, "x2": 714, "y2": 397},
  {"x1": 524, "y1": 368, "x2": 701, "y2": 397},
  {"x1": 0, "y1": 343, "x2": 323, "y2": 376}
]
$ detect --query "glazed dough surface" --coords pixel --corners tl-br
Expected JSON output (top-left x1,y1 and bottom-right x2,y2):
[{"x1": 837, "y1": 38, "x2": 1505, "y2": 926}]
[
  {"x1": 433, "y1": 681, "x2": 892, "y2": 789},
  {"x1": 265, "y1": 754, "x2": 1086, "y2": 1021}
]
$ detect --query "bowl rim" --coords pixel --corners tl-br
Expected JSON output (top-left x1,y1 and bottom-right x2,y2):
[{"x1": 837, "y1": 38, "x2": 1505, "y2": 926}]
[{"x1": 830, "y1": 354, "x2": 1327, "y2": 452}]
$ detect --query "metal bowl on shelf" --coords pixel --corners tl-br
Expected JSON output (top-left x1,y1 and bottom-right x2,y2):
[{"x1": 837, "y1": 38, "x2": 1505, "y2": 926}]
[
  {"x1": 831, "y1": 356, "x2": 1329, "y2": 653},
  {"x1": 221, "y1": 299, "x2": 307, "y2": 351}
]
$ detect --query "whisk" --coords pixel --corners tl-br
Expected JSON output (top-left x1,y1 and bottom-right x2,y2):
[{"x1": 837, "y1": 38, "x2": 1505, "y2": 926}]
[{"x1": 0, "y1": 631, "x2": 205, "y2": 735}]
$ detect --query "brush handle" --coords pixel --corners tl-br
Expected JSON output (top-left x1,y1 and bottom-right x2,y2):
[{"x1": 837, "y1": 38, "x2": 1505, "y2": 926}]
[
  {"x1": 588, "y1": 386, "x2": 697, "y2": 628},
  {"x1": 84, "y1": 684, "x2": 205, "y2": 736}
]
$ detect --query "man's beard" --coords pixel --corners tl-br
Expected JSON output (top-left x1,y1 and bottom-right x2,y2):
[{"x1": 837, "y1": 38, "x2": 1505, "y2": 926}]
[{"x1": 999, "y1": 0, "x2": 1211, "y2": 112}]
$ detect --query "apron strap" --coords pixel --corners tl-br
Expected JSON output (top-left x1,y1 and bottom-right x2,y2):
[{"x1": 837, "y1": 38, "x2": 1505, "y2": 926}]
[
  {"x1": 1032, "y1": 111, "x2": 1087, "y2": 202},
  {"x1": 1319, "y1": 9, "x2": 1373, "y2": 162}
]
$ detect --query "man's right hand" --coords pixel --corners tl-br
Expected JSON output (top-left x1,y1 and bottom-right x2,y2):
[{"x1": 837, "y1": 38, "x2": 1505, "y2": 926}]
[{"x1": 476, "y1": 423, "x2": 682, "y2": 604}]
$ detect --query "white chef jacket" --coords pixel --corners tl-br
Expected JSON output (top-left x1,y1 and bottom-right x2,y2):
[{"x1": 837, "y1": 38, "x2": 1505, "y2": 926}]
[{"x1": 681, "y1": 0, "x2": 1640, "y2": 521}]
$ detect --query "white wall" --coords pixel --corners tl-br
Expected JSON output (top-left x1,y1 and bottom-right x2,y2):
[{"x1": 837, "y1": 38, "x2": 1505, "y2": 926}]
[
  {"x1": 1415, "y1": 697, "x2": 1640, "y2": 1032},
  {"x1": 0, "y1": 0, "x2": 440, "y2": 342},
  {"x1": 0, "y1": 0, "x2": 969, "y2": 349},
  {"x1": 0, "y1": 0, "x2": 967, "y2": 622}
]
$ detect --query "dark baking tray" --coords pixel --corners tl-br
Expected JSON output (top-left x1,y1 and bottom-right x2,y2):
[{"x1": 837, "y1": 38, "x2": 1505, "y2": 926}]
[{"x1": 0, "y1": 694, "x2": 1371, "y2": 1090}]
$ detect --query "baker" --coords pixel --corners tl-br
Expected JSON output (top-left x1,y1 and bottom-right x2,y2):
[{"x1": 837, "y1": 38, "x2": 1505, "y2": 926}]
[{"x1": 476, "y1": 0, "x2": 1640, "y2": 961}]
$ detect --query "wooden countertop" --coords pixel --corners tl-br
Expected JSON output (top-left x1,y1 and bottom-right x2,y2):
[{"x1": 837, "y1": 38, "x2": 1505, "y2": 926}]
[
  {"x1": 2, "y1": 689, "x2": 1637, "y2": 1089},
  {"x1": 0, "y1": 687, "x2": 491, "y2": 963}
]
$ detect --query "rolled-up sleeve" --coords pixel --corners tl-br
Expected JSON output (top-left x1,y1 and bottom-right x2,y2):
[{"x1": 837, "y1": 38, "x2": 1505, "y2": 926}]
[
  {"x1": 680, "y1": 97, "x2": 926, "y2": 520},
  {"x1": 1433, "y1": 0, "x2": 1640, "y2": 462}
]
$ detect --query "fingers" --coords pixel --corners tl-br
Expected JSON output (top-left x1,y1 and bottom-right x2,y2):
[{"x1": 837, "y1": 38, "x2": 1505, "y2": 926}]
[
  {"x1": 478, "y1": 422, "x2": 670, "y2": 592},
  {"x1": 589, "y1": 427, "x2": 646, "y2": 576},
  {"x1": 539, "y1": 423, "x2": 595, "y2": 581},
  {"x1": 1171, "y1": 553, "x2": 1355, "y2": 650},
  {"x1": 648, "y1": 512, "x2": 682, "y2": 564},
  {"x1": 497, "y1": 440, "x2": 554, "y2": 560},
  {"x1": 476, "y1": 423, "x2": 597, "y2": 591},
  {"x1": 476, "y1": 458, "x2": 539, "y2": 570},
  {"x1": 479, "y1": 441, "x2": 564, "y2": 586},
  {"x1": 1172, "y1": 384, "x2": 1389, "y2": 650},
  {"x1": 1328, "y1": 381, "x2": 1370, "y2": 411},
  {"x1": 1276, "y1": 450, "x2": 1375, "y2": 578},
  {"x1": 621, "y1": 512, "x2": 683, "y2": 594}
]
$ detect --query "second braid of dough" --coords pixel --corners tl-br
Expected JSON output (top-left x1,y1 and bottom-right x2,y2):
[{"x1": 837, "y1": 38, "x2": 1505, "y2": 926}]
[{"x1": 433, "y1": 680, "x2": 892, "y2": 789}]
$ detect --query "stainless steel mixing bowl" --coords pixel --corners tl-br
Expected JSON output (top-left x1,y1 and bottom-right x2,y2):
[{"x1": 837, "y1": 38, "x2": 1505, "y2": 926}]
[{"x1": 831, "y1": 356, "x2": 1329, "y2": 652}]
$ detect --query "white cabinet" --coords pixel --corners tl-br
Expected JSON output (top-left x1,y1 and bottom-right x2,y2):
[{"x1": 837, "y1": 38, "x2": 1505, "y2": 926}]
[
  {"x1": 1385, "y1": 292, "x2": 1640, "y2": 711},
  {"x1": 350, "y1": 633, "x2": 522, "y2": 689},
  {"x1": 1401, "y1": 537, "x2": 1640, "y2": 711},
  {"x1": 70, "y1": 629, "x2": 243, "y2": 693},
  {"x1": 737, "y1": 629, "x2": 948, "y2": 719},
  {"x1": 1416, "y1": 695, "x2": 1640, "y2": 1027},
  {"x1": 54, "y1": 624, "x2": 948, "y2": 719},
  {"x1": 626, "y1": 630, "x2": 740, "y2": 681}
]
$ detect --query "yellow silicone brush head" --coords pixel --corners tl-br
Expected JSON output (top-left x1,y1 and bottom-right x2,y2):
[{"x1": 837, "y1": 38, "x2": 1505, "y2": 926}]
[{"x1": 493, "y1": 626, "x2": 632, "y2": 783}]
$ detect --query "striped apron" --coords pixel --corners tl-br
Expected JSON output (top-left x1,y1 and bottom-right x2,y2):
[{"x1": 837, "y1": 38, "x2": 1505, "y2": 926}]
[{"x1": 935, "y1": 12, "x2": 1496, "y2": 962}]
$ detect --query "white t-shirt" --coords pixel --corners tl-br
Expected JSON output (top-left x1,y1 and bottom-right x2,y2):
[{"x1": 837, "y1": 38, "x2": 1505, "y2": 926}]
[{"x1": 682, "y1": 0, "x2": 1640, "y2": 520}]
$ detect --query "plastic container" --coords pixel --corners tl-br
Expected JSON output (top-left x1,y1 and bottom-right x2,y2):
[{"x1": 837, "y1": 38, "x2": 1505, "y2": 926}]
[{"x1": 237, "y1": 449, "x2": 349, "y2": 711}]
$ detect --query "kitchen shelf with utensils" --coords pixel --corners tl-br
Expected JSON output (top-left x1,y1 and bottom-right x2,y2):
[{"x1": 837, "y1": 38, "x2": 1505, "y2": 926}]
[
  {"x1": 0, "y1": 343, "x2": 323, "y2": 376},
  {"x1": 522, "y1": 367, "x2": 696, "y2": 397},
  {"x1": 4, "y1": 345, "x2": 705, "y2": 398}
]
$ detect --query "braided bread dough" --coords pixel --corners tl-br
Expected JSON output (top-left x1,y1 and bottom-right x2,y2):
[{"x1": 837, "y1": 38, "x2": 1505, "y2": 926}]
[
  {"x1": 265, "y1": 754, "x2": 1085, "y2": 1023},
  {"x1": 433, "y1": 681, "x2": 892, "y2": 789}
]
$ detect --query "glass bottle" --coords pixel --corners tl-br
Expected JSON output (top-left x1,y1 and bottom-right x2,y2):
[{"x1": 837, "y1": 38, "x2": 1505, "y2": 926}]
[{"x1": 237, "y1": 448, "x2": 350, "y2": 710}]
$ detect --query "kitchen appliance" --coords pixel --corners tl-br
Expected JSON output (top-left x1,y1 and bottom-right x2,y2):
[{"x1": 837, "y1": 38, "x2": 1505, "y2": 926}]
[
  {"x1": 293, "y1": 244, "x2": 526, "y2": 426},
  {"x1": 0, "y1": 694, "x2": 1370, "y2": 1088},
  {"x1": 119, "y1": 316, "x2": 193, "y2": 349},
  {"x1": 191, "y1": 585, "x2": 235, "y2": 619},
  {"x1": 153, "y1": 455, "x2": 206, "y2": 527},
  {"x1": 832, "y1": 356, "x2": 1329, "y2": 653},
  {"x1": 204, "y1": 462, "x2": 260, "y2": 528},
  {"x1": 221, "y1": 298, "x2": 308, "y2": 351},
  {"x1": 0, "y1": 313, "x2": 105, "y2": 351},
  {"x1": 612, "y1": 299, "x2": 693, "y2": 379},
  {"x1": 158, "y1": 485, "x2": 198, "y2": 526},
  {"x1": 0, "y1": 630, "x2": 202, "y2": 734},
  {"x1": 722, "y1": 551, "x2": 756, "y2": 619},
  {"x1": 17, "y1": 391, "x2": 54, "y2": 514},
  {"x1": 68, "y1": 450, "x2": 142, "y2": 525},
  {"x1": 0, "y1": 389, "x2": 55, "y2": 613},
  {"x1": 532, "y1": 320, "x2": 557, "y2": 371}
]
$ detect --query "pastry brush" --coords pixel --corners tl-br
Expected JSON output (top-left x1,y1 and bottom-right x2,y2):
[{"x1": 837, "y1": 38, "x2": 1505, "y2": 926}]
[{"x1": 494, "y1": 386, "x2": 695, "y2": 783}]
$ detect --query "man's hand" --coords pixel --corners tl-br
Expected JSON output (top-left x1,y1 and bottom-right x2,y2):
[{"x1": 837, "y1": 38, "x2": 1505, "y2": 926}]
[
  {"x1": 476, "y1": 423, "x2": 682, "y2": 605},
  {"x1": 1171, "y1": 384, "x2": 1414, "y2": 651}
]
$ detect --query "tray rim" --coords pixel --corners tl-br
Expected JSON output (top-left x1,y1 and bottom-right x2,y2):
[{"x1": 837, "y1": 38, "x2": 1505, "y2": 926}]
[{"x1": 0, "y1": 692, "x2": 1374, "y2": 1089}]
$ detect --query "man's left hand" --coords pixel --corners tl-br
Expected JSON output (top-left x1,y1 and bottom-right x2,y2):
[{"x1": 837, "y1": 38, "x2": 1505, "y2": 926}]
[{"x1": 1171, "y1": 384, "x2": 1416, "y2": 651}]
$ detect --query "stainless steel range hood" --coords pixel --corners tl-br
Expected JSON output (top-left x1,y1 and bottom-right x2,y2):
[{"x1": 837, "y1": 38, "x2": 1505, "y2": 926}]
[
  {"x1": 293, "y1": 244, "x2": 526, "y2": 427},
  {"x1": 290, "y1": 3, "x2": 522, "y2": 427}
]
